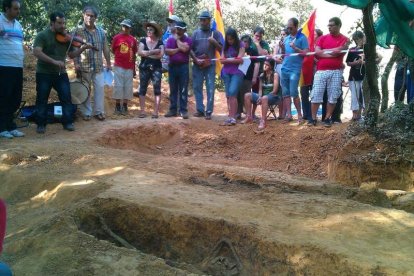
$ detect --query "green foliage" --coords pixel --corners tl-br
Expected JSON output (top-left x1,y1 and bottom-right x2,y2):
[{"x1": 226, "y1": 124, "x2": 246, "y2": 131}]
[
  {"x1": 12, "y1": 0, "x2": 313, "y2": 44},
  {"x1": 16, "y1": 0, "x2": 167, "y2": 42}
]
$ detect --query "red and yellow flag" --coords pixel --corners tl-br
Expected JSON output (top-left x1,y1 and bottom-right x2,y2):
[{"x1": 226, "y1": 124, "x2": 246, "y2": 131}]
[
  {"x1": 168, "y1": 0, "x2": 174, "y2": 16},
  {"x1": 212, "y1": 0, "x2": 225, "y2": 75},
  {"x1": 299, "y1": 10, "x2": 316, "y2": 87}
]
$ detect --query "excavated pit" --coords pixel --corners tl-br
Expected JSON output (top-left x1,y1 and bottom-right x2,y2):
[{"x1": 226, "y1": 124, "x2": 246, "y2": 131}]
[{"x1": 75, "y1": 198, "x2": 368, "y2": 276}]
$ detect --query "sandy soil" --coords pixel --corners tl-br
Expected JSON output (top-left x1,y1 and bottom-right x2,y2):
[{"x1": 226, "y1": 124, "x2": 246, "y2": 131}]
[{"x1": 1, "y1": 51, "x2": 414, "y2": 275}]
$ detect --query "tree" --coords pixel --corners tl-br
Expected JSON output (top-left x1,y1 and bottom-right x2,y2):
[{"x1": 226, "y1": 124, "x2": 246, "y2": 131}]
[
  {"x1": 380, "y1": 48, "x2": 399, "y2": 113},
  {"x1": 361, "y1": 2, "x2": 380, "y2": 129}
]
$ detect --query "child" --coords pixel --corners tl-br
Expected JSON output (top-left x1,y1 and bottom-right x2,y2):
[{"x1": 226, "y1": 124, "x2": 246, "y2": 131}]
[{"x1": 111, "y1": 19, "x2": 138, "y2": 115}]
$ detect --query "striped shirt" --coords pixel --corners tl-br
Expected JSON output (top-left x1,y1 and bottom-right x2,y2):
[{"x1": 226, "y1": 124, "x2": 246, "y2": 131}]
[
  {"x1": 0, "y1": 13, "x2": 24, "y2": 67},
  {"x1": 74, "y1": 24, "x2": 109, "y2": 73}
]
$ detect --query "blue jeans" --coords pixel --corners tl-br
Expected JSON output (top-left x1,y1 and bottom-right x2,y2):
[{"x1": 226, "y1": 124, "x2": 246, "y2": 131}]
[
  {"x1": 192, "y1": 64, "x2": 216, "y2": 115},
  {"x1": 222, "y1": 73, "x2": 243, "y2": 97},
  {"x1": 0, "y1": 262, "x2": 12, "y2": 276},
  {"x1": 35, "y1": 73, "x2": 73, "y2": 126},
  {"x1": 168, "y1": 63, "x2": 189, "y2": 114},
  {"x1": 281, "y1": 68, "x2": 300, "y2": 98}
]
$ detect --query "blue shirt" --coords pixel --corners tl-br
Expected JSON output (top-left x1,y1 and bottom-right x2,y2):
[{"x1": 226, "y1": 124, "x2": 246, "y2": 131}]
[
  {"x1": 0, "y1": 13, "x2": 24, "y2": 67},
  {"x1": 282, "y1": 32, "x2": 308, "y2": 73}
]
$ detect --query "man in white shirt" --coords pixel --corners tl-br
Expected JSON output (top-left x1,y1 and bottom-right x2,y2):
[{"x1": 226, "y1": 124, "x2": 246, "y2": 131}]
[{"x1": 0, "y1": 0, "x2": 24, "y2": 139}]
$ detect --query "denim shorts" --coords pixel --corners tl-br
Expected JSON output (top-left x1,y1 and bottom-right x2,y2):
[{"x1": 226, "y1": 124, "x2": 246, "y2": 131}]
[
  {"x1": 251, "y1": 92, "x2": 281, "y2": 105},
  {"x1": 222, "y1": 73, "x2": 244, "y2": 97},
  {"x1": 281, "y1": 69, "x2": 300, "y2": 98}
]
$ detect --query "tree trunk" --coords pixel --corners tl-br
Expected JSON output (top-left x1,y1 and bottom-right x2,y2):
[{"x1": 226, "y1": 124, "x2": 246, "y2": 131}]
[
  {"x1": 362, "y1": 2, "x2": 381, "y2": 129},
  {"x1": 380, "y1": 48, "x2": 398, "y2": 112}
]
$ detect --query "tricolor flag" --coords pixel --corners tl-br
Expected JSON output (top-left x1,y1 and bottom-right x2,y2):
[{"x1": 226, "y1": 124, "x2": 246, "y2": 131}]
[
  {"x1": 212, "y1": 0, "x2": 225, "y2": 75},
  {"x1": 299, "y1": 10, "x2": 316, "y2": 87},
  {"x1": 168, "y1": 0, "x2": 174, "y2": 16}
]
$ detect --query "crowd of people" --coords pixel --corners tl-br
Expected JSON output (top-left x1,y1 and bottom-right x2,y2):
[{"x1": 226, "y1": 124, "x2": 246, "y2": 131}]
[{"x1": 1, "y1": 0, "x2": 394, "y2": 139}]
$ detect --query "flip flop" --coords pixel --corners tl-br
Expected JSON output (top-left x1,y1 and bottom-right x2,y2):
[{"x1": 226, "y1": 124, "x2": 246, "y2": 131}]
[
  {"x1": 151, "y1": 114, "x2": 159, "y2": 119},
  {"x1": 139, "y1": 113, "x2": 146, "y2": 118}
]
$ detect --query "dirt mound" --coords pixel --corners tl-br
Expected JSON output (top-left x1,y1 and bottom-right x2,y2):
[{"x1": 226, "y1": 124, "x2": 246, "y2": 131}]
[
  {"x1": 97, "y1": 123, "x2": 180, "y2": 153},
  {"x1": 99, "y1": 119, "x2": 347, "y2": 179},
  {"x1": 328, "y1": 131, "x2": 414, "y2": 191}
]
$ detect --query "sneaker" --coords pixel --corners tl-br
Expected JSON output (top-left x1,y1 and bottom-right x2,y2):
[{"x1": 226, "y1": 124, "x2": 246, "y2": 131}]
[
  {"x1": 165, "y1": 111, "x2": 178, "y2": 117},
  {"x1": 221, "y1": 118, "x2": 236, "y2": 126},
  {"x1": 63, "y1": 123, "x2": 75, "y2": 131},
  {"x1": 181, "y1": 112, "x2": 189, "y2": 119},
  {"x1": 83, "y1": 115, "x2": 91, "y2": 121},
  {"x1": 94, "y1": 113, "x2": 105, "y2": 121},
  {"x1": 114, "y1": 105, "x2": 121, "y2": 115},
  {"x1": 332, "y1": 119, "x2": 342, "y2": 124},
  {"x1": 9, "y1": 129, "x2": 25, "y2": 137},
  {"x1": 323, "y1": 118, "x2": 332, "y2": 128},
  {"x1": 307, "y1": 119, "x2": 317, "y2": 126},
  {"x1": 0, "y1": 131, "x2": 13, "y2": 139},
  {"x1": 258, "y1": 120, "x2": 266, "y2": 130},
  {"x1": 121, "y1": 105, "x2": 128, "y2": 116},
  {"x1": 36, "y1": 125, "x2": 46, "y2": 134},
  {"x1": 193, "y1": 111, "x2": 205, "y2": 117},
  {"x1": 205, "y1": 113, "x2": 212, "y2": 120}
]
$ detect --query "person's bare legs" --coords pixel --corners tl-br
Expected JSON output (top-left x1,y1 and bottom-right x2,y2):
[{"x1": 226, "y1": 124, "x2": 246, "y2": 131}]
[
  {"x1": 283, "y1": 96, "x2": 292, "y2": 121},
  {"x1": 242, "y1": 93, "x2": 253, "y2": 123},
  {"x1": 278, "y1": 99, "x2": 284, "y2": 119},
  {"x1": 311, "y1": 102, "x2": 320, "y2": 120},
  {"x1": 139, "y1": 95, "x2": 146, "y2": 116},
  {"x1": 293, "y1": 96, "x2": 303, "y2": 122},
  {"x1": 259, "y1": 96, "x2": 269, "y2": 129},
  {"x1": 154, "y1": 95, "x2": 161, "y2": 117},
  {"x1": 228, "y1": 96, "x2": 238, "y2": 119},
  {"x1": 324, "y1": 102, "x2": 335, "y2": 121}
]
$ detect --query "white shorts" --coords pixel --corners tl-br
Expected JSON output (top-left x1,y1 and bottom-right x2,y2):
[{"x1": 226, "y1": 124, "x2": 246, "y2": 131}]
[
  {"x1": 349, "y1": 80, "x2": 364, "y2": 111},
  {"x1": 112, "y1": 66, "x2": 134, "y2": 100}
]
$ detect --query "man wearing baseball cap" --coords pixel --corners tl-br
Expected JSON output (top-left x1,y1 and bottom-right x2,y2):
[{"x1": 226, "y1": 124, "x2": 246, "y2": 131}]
[
  {"x1": 165, "y1": 21, "x2": 192, "y2": 119},
  {"x1": 190, "y1": 10, "x2": 223, "y2": 120},
  {"x1": 111, "y1": 18, "x2": 138, "y2": 115},
  {"x1": 162, "y1": 14, "x2": 182, "y2": 72}
]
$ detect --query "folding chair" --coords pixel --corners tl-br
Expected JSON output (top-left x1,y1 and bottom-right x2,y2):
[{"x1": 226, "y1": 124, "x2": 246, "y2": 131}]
[{"x1": 267, "y1": 104, "x2": 278, "y2": 119}]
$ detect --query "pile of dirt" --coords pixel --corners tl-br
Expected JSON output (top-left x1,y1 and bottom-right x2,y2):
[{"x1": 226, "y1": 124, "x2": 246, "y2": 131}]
[
  {"x1": 98, "y1": 119, "x2": 347, "y2": 180},
  {"x1": 328, "y1": 130, "x2": 414, "y2": 191}
]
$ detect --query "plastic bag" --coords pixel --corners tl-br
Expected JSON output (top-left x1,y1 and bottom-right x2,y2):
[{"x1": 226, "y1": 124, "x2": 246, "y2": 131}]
[{"x1": 104, "y1": 68, "x2": 113, "y2": 87}]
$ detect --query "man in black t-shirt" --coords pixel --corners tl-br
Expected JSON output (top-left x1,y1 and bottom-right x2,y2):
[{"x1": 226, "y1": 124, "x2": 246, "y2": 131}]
[{"x1": 237, "y1": 34, "x2": 259, "y2": 118}]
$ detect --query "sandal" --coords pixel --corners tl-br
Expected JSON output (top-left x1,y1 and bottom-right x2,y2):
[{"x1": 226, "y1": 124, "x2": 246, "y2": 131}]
[
  {"x1": 257, "y1": 120, "x2": 266, "y2": 130},
  {"x1": 151, "y1": 114, "x2": 159, "y2": 119},
  {"x1": 241, "y1": 117, "x2": 253, "y2": 124},
  {"x1": 282, "y1": 117, "x2": 293, "y2": 124},
  {"x1": 139, "y1": 113, "x2": 146, "y2": 118}
]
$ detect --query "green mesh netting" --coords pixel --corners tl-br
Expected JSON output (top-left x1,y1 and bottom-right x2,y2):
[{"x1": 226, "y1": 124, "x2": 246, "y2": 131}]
[{"x1": 325, "y1": 0, "x2": 414, "y2": 58}]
